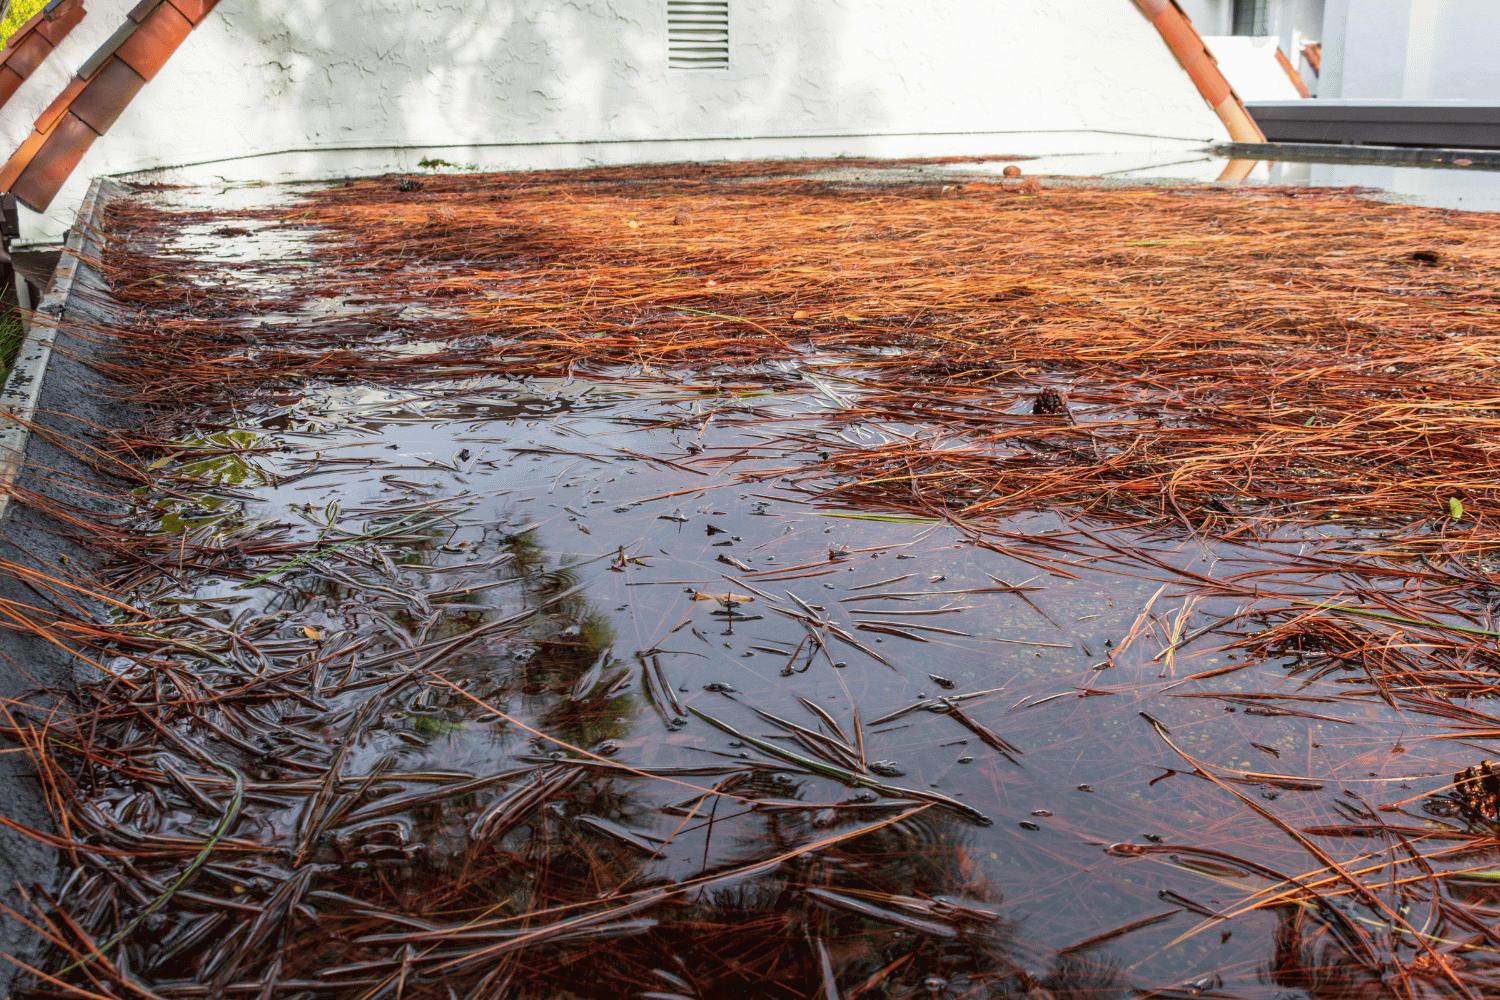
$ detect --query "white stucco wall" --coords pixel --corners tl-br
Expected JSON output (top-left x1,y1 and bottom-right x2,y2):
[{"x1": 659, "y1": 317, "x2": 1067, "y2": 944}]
[
  {"x1": 1177, "y1": 0, "x2": 1323, "y2": 92},
  {"x1": 1320, "y1": 0, "x2": 1500, "y2": 100},
  {"x1": 1200, "y1": 36, "x2": 1303, "y2": 100},
  {"x1": 2, "y1": 0, "x2": 1231, "y2": 242}
]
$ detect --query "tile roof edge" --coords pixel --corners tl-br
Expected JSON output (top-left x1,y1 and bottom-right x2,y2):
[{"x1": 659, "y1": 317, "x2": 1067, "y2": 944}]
[
  {"x1": 2, "y1": 0, "x2": 82, "y2": 50},
  {"x1": 0, "y1": 3, "x2": 85, "y2": 118},
  {"x1": 1132, "y1": 0, "x2": 1266, "y2": 167},
  {"x1": 0, "y1": 1, "x2": 219, "y2": 212},
  {"x1": 43, "y1": 0, "x2": 87, "y2": 20},
  {"x1": 77, "y1": 18, "x2": 140, "y2": 81}
]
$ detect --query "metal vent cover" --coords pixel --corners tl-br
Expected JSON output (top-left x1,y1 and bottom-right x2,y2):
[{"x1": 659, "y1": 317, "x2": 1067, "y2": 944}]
[{"x1": 668, "y1": 1, "x2": 728, "y2": 70}]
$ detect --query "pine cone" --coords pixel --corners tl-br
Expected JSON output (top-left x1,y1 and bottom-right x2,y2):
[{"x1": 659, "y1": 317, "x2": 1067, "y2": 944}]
[
  {"x1": 1032, "y1": 387, "x2": 1068, "y2": 415},
  {"x1": 1454, "y1": 760, "x2": 1500, "y2": 820}
]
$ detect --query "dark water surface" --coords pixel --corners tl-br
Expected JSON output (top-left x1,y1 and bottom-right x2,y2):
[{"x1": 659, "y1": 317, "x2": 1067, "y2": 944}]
[{"x1": 115, "y1": 370, "x2": 1480, "y2": 997}]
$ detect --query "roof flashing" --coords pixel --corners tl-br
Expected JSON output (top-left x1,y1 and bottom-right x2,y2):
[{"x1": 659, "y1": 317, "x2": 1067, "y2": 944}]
[{"x1": 77, "y1": 18, "x2": 139, "y2": 81}]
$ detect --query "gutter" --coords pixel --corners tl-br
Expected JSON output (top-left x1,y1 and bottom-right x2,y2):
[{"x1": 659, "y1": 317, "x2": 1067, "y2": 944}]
[
  {"x1": 0, "y1": 173, "x2": 124, "y2": 999},
  {"x1": 0, "y1": 175, "x2": 113, "y2": 521}
]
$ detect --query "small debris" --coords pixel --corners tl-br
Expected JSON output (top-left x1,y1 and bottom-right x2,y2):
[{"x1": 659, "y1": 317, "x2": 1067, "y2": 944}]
[
  {"x1": 692, "y1": 590, "x2": 755, "y2": 605},
  {"x1": 1032, "y1": 387, "x2": 1068, "y2": 415},
  {"x1": 1454, "y1": 760, "x2": 1500, "y2": 820}
]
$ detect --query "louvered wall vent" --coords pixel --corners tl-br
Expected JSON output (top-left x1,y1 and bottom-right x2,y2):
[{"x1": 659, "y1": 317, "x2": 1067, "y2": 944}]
[{"x1": 668, "y1": 1, "x2": 729, "y2": 69}]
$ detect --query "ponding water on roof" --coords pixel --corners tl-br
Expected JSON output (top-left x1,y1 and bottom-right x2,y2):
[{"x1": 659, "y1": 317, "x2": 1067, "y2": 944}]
[{"x1": 1, "y1": 160, "x2": 1499, "y2": 998}]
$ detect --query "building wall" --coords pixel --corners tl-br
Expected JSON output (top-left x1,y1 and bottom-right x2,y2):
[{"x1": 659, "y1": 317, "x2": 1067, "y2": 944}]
[
  {"x1": 1175, "y1": 0, "x2": 1232, "y2": 35},
  {"x1": 1158, "y1": 1, "x2": 1324, "y2": 93},
  {"x1": 1320, "y1": 0, "x2": 1500, "y2": 99},
  {"x1": 1199, "y1": 36, "x2": 1304, "y2": 100},
  {"x1": 1281, "y1": 0, "x2": 1324, "y2": 91},
  {"x1": 1, "y1": 0, "x2": 1230, "y2": 242}
]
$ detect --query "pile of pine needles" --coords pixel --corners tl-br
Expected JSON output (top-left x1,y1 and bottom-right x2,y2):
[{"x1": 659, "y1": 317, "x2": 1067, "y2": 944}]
[{"x1": 94, "y1": 167, "x2": 1500, "y2": 535}]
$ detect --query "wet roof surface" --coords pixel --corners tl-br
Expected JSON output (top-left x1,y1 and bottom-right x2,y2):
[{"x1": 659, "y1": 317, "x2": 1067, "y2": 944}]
[{"x1": 11, "y1": 161, "x2": 1500, "y2": 999}]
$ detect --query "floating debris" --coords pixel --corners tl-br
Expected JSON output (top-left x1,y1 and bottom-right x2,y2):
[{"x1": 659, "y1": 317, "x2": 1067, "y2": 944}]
[{"x1": 1455, "y1": 760, "x2": 1500, "y2": 821}]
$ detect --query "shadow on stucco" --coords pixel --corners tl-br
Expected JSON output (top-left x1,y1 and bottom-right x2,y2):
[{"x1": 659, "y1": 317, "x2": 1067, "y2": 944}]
[{"x1": 222, "y1": 0, "x2": 890, "y2": 170}]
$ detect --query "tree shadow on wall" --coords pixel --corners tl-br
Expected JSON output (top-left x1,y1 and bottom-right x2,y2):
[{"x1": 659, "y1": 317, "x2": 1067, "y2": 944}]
[{"x1": 224, "y1": 0, "x2": 891, "y2": 168}]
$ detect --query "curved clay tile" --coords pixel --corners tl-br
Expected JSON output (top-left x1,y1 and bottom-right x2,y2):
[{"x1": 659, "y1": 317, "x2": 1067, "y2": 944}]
[
  {"x1": 0, "y1": 0, "x2": 86, "y2": 112},
  {"x1": 1131, "y1": 0, "x2": 1265, "y2": 180},
  {"x1": 0, "y1": 0, "x2": 218, "y2": 212}
]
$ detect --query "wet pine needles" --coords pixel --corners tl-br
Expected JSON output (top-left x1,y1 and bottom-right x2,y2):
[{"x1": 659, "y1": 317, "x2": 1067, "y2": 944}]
[{"x1": 2, "y1": 160, "x2": 1500, "y2": 998}]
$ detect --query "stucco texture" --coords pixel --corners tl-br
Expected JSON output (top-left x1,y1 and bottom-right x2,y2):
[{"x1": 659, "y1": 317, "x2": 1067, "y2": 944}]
[{"x1": 2, "y1": 0, "x2": 1228, "y2": 239}]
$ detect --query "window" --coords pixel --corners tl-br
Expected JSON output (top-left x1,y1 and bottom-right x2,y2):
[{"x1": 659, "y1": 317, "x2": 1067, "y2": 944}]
[
  {"x1": 1233, "y1": 0, "x2": 1269, "y2": 36},
  {"x1": 668, "y1": 1, "x2": 729, "y2": 70}
]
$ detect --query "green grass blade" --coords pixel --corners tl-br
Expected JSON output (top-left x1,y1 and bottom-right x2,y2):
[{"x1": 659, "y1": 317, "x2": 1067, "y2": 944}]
[{"x1": 61, "y1": 761, "x2": 245, "y2": 973}]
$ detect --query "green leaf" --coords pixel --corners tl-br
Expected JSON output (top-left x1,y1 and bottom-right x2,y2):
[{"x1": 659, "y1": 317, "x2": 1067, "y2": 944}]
[
  {"x1": 1449, "y1": 496, "x2": 1464, "y2": 521},
  {"x1": 239, "y1": 513, "x2": 441, "y2": 587},
  {"x1": 819, "y1": 511, "x2": 939, "y2": 524}
]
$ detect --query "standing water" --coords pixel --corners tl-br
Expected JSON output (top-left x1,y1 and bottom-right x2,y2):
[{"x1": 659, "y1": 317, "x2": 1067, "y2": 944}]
[{"x1": 8, "y1": 163, "x2": 1500, "y2": 999}]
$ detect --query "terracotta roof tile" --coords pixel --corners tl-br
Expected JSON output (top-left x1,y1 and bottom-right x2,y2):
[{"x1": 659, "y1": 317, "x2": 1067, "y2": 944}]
[
  {"x1": 164, "y1": 0, "x2": 219, "y2": 26},
  {"x1": 1186, "y1": 56, "x2": 1231, "y2": 107},
  {"x1": 126, "y1": 0, "x2": 164, "y2": 21},
  {"x1": 4, "y1": 32, "x2": 56, "y2": 78},
  {"x1": 115, "y1": 1, "x2": 192, "y2": 81},
  {"x1": 0, "y1": 128, "x2": 48, "y2": 192},
  {"x1": 1274, "y1": 48, "x2": 1313, "y2": 99},
  {"x1": 34, "y1": 74, "x2": 88, "y2": 132},
  {"x1": 0, "y1": 65, "x2": 25, "y2": 110},
  {"x1": 1152, "y1": 8, "x2": 1204, "y2": 67},
  {"x1": 0, "y1": 0, "x2": 86, "y2": 113},
  {"x1": 78, "y1": 19, "x2": 138, "y2": 79},
  {"x1": 11, "y1": 111, "x2": 99, "y2": 211},
  {"x1": 1135, "y1": 0, "x2": 1264, "y2": 145},
  {"x1": 68, "y1": 56, "x2": 146, "y2": 135},
  {"x1": 1302, "y1": 43, "x2": 1322, "y2": 76},
  {"x1": 1, "y1": 0, "x2": 218, "y2": 211},
  {"x1": 34, "y1": 1, "x2": 87, "y2": 45}
]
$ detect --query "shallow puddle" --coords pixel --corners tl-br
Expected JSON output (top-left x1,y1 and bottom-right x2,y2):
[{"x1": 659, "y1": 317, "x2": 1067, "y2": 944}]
[{"x1": 94, "y1": 372, "x2": 1496, "y2": 998}]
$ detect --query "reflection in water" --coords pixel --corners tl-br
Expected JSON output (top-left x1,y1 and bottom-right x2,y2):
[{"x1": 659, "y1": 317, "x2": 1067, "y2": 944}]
[
  {"x1": 41, "y1": 381, "x2": 1400, "y2": 999},
  {"x1": 1267, "y1": 904, "x2": 1388, "y2": 1000}
]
